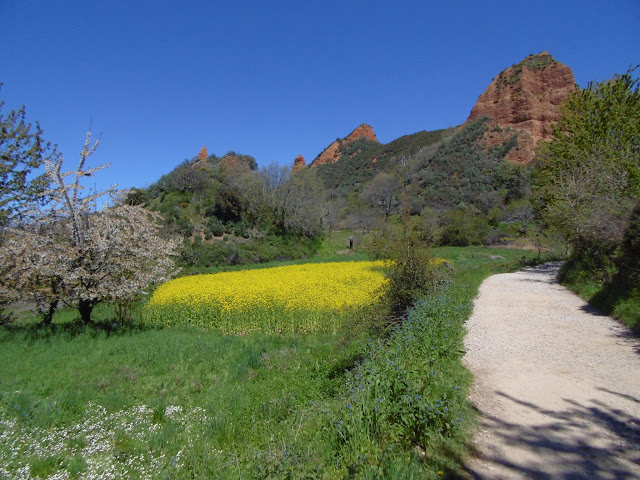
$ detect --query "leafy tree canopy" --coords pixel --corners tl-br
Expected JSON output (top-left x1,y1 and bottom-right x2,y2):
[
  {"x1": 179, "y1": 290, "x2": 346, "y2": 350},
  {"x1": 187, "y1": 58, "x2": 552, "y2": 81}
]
[{"x1": 535, "y1": 67, "x2": 640, "y2": 253}]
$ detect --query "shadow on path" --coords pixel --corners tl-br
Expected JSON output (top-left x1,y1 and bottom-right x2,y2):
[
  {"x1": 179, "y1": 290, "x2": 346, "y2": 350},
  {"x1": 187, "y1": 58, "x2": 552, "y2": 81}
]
[
  {"x1": 467, "y1": 389, "x2": 640, "y2": 479},
  {"x1": 508, "y1": 262, "x2": 564, "y2": 285}
]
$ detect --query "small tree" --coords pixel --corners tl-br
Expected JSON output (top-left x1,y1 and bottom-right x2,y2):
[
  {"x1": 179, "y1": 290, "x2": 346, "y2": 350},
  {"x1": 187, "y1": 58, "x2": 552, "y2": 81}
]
[
  {"x1": 348, "y1": 206, "x2": 379, "y2": 234},
  {"x1": 0, "y1": 131, "x2": 179, "y2": 324},
  {"x1": 361, "y1": 172, "x2": 401, "y2": 218},
  {"x1": 266, "y1": 167, "x2": 323, "y2": 238},
  {"x1": 504, "y1": 199, "x2": 535, "y2": 234},
  {"x1": 365, "y1": 221, "x2": 442, "y2": 324},
  {"x1": 320, "y1": 203, "x2": 340, "y2": 237}
]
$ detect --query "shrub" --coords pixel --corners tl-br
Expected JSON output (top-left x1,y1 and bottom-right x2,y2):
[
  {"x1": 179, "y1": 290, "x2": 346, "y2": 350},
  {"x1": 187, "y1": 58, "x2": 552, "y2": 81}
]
[
  {"x1": 123, "y1": 188, "x2": 147, "y2": 206},
  {"x1": 232, "y1": 220, "x2": 251, "y2": 238},
  {"x1": 438, "y1": 208, "x2": 491, "y2": 246},
  {"x1": 562, "y1": 203, "x2": 640, "y2": 332},
  {"x1": 204, "y1": 217, "x2": 224, "y2": 237},
  {"x1": 173, "y1": 216, "x2": 193, "y2": 237},
  {"x1": 616, "y1": 202, "x2": 640, "y2": 290},
  {"x1": 177, "y1": 235, "x2": 321, "y2": 268},
  {"x1": 364, "y1": 224, "x2": 448, "y2": 322}
]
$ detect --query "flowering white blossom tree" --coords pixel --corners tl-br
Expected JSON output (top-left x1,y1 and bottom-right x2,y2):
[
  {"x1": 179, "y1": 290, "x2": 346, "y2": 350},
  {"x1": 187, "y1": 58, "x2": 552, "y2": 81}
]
[{"x1": 0, "y1": 131, "x2": 179, "y2": 324}]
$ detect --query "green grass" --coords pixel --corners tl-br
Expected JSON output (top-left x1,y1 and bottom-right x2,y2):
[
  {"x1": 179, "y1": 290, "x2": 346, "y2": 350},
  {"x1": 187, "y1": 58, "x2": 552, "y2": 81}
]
[
  {"x1": 315, "y1": 229, "x2": 368, "y2": 258},
  {"x1": 0, "y1": 245, "x2": 540, "y2": 479},
  {"x1": 0, "y1": 326, "x2": 356, "y2": 478}
]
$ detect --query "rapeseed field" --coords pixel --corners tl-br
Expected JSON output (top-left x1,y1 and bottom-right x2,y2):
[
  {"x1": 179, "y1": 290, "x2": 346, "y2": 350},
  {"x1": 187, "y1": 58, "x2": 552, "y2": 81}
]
[{"x1": 143, "y1": 261, "x2": 389, "y2": 333}]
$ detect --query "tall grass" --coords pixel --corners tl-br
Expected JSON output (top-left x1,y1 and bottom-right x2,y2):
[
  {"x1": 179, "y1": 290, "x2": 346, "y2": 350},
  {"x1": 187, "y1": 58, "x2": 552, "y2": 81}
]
[{"x1": 0, "y1": 327, "x2": 351, "y2": 479}]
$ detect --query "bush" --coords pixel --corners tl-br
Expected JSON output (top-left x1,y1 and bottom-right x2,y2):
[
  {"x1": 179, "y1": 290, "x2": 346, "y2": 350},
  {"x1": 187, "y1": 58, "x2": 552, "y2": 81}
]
[
  {"x1": 438, "y1": 208, "x2": 491, "y2": 246},
  {"x1": 204, "y1": 217, "x2": 224, "y2": 237},
  {"x1": 177, "y1": 235, "x2": 321, "y2": 269},
  {"x1": 171, "y1": 216, "x2": 193, "y2": 237},
  {"x1": 560, "y1": 203, "x2": 640, "y2": 332},
  {"x1": 232, "y1": 220, "x2": 251, "y2": 238},
  {"x1": 365, "y1": 224, "x2": 448, "y2": 322},
  {"x1": 385, "y1": 244, "x2": 437, "y2": 319},
  {"x1": 616, "y1": 202, "x2": 640, "y2": 290},
  {"x1": 210, "y1": 189, "x2": 245, "y2": 224},
  {"x1": 123, "y1": 188, "x2": 147, "y2": 206}
]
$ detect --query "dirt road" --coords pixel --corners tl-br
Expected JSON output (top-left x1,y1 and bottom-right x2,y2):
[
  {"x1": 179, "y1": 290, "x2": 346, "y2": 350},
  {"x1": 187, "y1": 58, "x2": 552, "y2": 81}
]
[{"x1": 463, "y1": 262, "x2": 640, "y2": 479}]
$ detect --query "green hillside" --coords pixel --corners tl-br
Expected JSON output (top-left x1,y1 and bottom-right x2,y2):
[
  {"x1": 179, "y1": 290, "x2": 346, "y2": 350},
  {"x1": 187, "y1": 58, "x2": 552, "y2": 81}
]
[
  {"x1": 132, "y1": 115, "x2": 534, "y2": 269},
  {"x1": 129, "y1": 152, "x2": 324, "y2": 269},
  {"x1": 315, "y1": 128, "x2": 453, "y2": 190},
  {"x1": 411, "y1": 117, "x2": 527, "y2": 210}
]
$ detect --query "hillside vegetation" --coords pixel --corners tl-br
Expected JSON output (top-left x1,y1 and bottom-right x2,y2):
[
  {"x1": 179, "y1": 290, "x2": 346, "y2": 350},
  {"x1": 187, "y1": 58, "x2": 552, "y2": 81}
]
[
  {"x1": 412, "y1": 117, "x2": 526, "y2": 210},
  {"x1": 535, "y1": 68, "x2": 640, "y2": 331},
  {"x1": 129, "y1": 152, "x2": 324, "y2": 269},
  {"x1": 127, "y1": 117, "x2": 534, "y2": 271},
  {"x1": 315, "y1": 128, "x2": 453, "y2": 191}
]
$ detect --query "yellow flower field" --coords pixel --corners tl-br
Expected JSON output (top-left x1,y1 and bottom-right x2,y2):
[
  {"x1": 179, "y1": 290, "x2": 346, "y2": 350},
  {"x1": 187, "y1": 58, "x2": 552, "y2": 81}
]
[{"x1": 143, "y1": 261, "x2": 389, "y2": 334}]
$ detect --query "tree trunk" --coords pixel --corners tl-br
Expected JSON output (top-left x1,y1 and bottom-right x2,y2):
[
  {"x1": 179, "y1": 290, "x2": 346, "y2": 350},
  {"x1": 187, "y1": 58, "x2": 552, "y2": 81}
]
[
  {"x1": 42, "y1": 279, "x2": 60, "y2": 325},
  {"x1": 42, "y1": 300, "x2": 58, "y2": 325},
  {"x1": 78, "y1": 299, "x2": 94, "y2": 324}
]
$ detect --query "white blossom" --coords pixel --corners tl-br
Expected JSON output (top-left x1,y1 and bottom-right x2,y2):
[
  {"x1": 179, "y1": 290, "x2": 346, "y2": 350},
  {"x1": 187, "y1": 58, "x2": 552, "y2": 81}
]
[{"x1": 0, "y1": 131, "x2": 179, "y2": 322}]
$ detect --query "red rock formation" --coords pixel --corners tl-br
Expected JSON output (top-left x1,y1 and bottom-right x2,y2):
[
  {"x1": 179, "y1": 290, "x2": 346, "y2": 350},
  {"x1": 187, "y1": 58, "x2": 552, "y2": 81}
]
[
  {"x1": 311, "y1": 124, "x2": 379, "y2": 167},
  {"x1": 291, "y1": 155, "x2": 306, "y2": 174},
  {"x1": 468, "y1": 52, "x2": 576, "y2": 165},
  {"x1": 346, "y1": 124, "x2": 378, "y2": 143},
  {"x1": 197, "y1": 146, "x2": 208, "y2": 161},
  {"x1": 220, "y1": 154, "x2": 249, "y2": 172},
  {"x1": 313, "y1": 140, "x2": 341, "y2": 167}
]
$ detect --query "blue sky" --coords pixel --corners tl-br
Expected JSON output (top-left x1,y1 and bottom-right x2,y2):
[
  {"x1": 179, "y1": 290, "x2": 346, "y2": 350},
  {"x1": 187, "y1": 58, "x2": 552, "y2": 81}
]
[{"x1": 1, "y1": 0, "x2": 638, "y2": 192}]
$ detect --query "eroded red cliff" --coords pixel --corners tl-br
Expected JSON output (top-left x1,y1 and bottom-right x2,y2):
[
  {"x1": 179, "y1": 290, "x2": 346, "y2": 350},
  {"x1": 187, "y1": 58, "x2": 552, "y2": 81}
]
[
  {"x1": 197, "y1": 146, "x2": 208, "y2": 161},
  {"x1": 311, "y1": 124, "x2": 378, "y2": 167},
  {"x1": 468, "y1": 52, "x2": 576, "y2": 164},
  {"x1": 291, "y1": 155, "x2": 306, "y2": 174}
]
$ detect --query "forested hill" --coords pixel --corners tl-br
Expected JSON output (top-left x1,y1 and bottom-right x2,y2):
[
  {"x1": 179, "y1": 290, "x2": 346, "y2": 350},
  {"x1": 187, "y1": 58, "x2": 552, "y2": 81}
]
[
  {"x1": 312, "y1": 127, "x2": 453, "y2": 191},
  {"x1": 126, "y1": 51, "x2": 578, "y2": 269}
]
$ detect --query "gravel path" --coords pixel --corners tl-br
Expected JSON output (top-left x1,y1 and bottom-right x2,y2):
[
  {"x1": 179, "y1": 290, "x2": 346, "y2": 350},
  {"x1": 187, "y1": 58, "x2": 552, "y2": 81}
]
[{"x1": 463, "y1": 262, "x2": 640, "y2": 479}]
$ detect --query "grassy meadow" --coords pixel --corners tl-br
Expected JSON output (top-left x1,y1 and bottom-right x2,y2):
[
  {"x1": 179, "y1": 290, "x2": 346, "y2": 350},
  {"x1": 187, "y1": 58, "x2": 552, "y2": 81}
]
[{"x1": 0, "y1": 240, "x2": 540, "y2": 479}]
